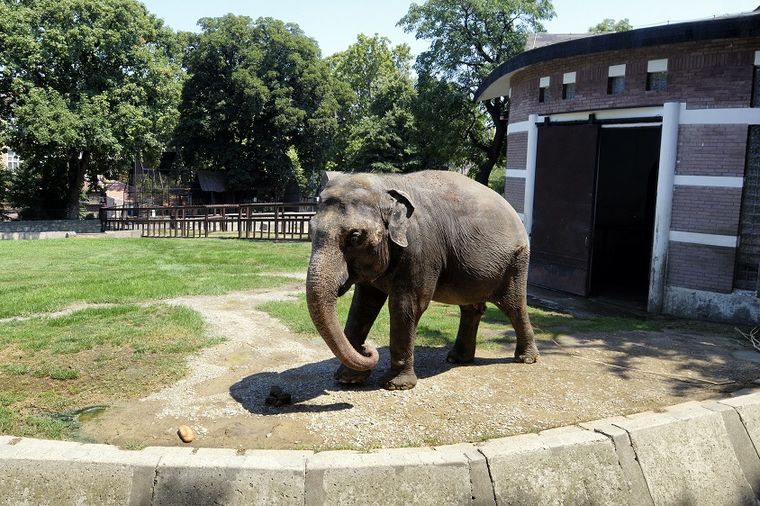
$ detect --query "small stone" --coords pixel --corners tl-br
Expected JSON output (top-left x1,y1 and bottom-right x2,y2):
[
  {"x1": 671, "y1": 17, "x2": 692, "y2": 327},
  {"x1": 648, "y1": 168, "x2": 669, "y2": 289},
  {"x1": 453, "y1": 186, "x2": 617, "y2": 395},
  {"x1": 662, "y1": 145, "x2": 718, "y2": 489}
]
[{"x1": 177, "y1": 425, "x2": 194, "y2": 443}]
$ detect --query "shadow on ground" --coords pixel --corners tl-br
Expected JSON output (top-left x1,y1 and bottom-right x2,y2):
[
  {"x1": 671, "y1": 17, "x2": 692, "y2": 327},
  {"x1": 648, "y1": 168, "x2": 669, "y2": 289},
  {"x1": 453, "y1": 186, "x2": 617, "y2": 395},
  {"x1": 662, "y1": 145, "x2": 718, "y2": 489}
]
[
  {"x1": 229, "y1": 346, "x2": 519, "y2": 415},
  {"x1": 230, "y1": 321, "x2": 759, "y2": 417}
]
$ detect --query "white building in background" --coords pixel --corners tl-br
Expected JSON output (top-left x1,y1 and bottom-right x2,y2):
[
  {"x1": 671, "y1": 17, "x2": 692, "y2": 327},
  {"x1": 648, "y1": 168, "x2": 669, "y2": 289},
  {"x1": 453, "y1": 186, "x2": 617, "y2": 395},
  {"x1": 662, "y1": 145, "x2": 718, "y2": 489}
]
[{"x1": 1, "y1": 148, "x2": 21, "y2": 171}]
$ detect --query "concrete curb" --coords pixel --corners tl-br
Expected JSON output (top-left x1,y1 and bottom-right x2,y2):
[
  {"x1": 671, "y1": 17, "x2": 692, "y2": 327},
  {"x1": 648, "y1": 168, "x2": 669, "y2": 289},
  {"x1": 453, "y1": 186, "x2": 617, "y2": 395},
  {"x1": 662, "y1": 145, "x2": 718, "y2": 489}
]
[
  {"x1": 0, "y1": 231, "x2": 77, "y2": 240},
  {"x1": 1, "y1": 390, "x2": 759, "y2": 505}
]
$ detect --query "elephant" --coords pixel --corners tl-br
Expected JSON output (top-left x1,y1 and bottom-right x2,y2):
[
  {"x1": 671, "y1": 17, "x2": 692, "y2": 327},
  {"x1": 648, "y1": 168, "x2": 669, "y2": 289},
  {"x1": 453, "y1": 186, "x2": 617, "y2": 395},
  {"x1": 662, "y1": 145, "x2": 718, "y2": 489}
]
[{"x1": 306, "y1": 170, "x2": 539, "y2": 390}]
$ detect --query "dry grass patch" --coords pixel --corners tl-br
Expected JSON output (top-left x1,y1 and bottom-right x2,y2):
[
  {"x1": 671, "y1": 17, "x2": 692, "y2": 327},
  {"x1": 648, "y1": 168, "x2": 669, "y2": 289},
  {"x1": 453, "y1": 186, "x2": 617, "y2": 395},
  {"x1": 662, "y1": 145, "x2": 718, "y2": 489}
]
[{"x1": 0, "y1": 304, "x2": 221, "y2": 439}]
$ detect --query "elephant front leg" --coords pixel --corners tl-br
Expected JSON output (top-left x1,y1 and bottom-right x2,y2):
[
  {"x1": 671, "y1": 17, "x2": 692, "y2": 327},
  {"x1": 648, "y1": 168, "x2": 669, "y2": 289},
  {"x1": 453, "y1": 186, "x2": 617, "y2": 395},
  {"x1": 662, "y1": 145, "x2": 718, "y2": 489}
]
[
  {"x1": 447, "y1": 303, "x2": 486, "y2": 364},
  {"x1": 335, "y1": 284, "x2": 388, "y2": 385},
  {"x1": 384, "y1": 294, "x2": 427, "y2": 390}
]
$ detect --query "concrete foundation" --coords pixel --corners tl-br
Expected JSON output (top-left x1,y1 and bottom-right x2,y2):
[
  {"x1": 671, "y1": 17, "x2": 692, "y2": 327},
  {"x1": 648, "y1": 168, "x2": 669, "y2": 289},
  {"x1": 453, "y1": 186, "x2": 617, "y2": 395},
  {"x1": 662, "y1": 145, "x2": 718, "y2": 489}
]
[
  {"x1": 664, "y1": 285, "x2": 760, "y2": 325},
  {"x1": 2, "y1": 391, "x2": 760, "y2": 505}
]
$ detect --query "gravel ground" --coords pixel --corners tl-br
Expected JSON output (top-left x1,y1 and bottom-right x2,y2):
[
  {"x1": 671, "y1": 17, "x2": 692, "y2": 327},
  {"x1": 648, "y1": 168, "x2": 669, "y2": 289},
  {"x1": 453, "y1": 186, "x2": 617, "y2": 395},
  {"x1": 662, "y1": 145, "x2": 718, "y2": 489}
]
[{"x1": 81, "y1": 282, "x2": 760, "y2": 451}]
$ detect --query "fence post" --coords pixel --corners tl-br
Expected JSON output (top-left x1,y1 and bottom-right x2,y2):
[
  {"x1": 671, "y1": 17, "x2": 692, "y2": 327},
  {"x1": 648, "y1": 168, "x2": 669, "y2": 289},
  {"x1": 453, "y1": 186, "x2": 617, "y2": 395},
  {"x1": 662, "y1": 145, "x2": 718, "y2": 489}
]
[
  {"x1": 274, "y1": 204, "x2": 279, "y2": 242},
  {"x1": 238, "y1": 206, "x2": 242, "y2": 239}
]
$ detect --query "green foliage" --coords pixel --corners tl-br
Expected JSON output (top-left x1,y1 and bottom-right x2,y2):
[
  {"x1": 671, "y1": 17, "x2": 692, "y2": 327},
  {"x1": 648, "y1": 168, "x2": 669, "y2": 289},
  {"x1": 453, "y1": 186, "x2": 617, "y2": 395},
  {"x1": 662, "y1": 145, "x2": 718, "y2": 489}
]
[
  {"x1": 412, "y1": 73, "x2": 487, "y2": 171},
  {"x1": 7, "y1": 157, "x2": 69, "y2": 219},
  {"x1": 588, "y1": 18, "x2": 633, "y2": 34},
  {"x1": 399, "y1": 0, "x2": 555, "y2": 183},
  {"x1": 174, "y1": 15, "x2": 343, "y2": 198},
  {"x1": 0, "y1": 0, "x2": 184, "y2": 218},
  {"x1": 0, "y1": 238, "x2": 310, "y2": 318},
  {"x1": 488, "y1": 166, "x2": 506, "y2": 194},
  {"x1": 326, "y1": 34, "x2": 420, "y2": 173}
]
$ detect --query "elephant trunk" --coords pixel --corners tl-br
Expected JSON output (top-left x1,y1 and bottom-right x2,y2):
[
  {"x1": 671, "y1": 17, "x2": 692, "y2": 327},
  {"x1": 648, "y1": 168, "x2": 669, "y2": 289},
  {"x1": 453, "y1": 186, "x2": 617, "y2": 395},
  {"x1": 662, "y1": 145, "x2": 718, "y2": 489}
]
[{"x1": 306, "y1": 248, "x2": 379, "y2": 371}]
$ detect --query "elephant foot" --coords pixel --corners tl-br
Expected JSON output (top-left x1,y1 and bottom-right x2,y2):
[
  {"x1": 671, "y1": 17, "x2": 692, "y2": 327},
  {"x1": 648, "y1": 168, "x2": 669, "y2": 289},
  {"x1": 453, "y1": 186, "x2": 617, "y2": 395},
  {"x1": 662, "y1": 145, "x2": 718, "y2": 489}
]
[
  {"x1": 446, "y1": 348, "x2": 474, "y2": 364},
  {"x1": 514, "y1": 344, "x2": 540, "y2": 364},
  {"x1": 383, "y1": 370, "x2": 418, "y2": 390},
  {"x1": 334, "y1": 364, "x2": 371, "y2": 385}
]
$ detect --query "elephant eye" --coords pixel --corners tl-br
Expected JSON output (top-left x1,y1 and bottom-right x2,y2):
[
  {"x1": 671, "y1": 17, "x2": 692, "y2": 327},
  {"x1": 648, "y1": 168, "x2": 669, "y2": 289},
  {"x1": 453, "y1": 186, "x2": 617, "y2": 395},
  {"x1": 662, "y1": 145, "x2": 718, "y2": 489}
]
[{"x1": 347, "y1": 230, "x2": 364, "y2": 247}]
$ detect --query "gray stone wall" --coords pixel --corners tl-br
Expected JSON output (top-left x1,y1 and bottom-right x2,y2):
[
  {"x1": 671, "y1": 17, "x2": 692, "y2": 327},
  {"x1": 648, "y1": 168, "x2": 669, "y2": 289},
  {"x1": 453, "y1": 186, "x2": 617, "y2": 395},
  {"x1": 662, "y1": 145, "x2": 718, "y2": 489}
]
[{"x1": 0, "y1": 220, "x2": 101, "y2": 234}]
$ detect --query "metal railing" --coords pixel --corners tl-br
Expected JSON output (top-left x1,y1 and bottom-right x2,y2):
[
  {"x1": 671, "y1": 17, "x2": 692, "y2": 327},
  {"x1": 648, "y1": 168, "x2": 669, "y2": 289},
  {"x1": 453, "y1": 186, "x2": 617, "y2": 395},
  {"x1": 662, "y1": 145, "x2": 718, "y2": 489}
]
[{"x1": 99, "y1": 202, "x2": 317, "y2": 241}]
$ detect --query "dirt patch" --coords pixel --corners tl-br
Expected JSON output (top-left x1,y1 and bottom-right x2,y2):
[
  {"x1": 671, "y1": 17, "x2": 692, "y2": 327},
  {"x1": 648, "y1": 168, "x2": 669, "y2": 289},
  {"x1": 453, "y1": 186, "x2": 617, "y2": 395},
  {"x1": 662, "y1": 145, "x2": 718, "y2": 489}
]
[{"x1": 81, "y1": 284, "x2": 760, "y2": 451}]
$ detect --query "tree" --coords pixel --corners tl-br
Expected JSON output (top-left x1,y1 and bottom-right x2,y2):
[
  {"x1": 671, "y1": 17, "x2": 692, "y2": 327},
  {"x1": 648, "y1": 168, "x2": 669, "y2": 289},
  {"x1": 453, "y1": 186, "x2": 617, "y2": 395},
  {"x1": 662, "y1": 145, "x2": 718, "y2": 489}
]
[
  {"x1": 174, "y1": 15, "x2": 344, "y2": 198},
  {"x1": 399, "y1": 0, "x2": 555, "y2": 185},
  {"x1": 412, "y1": 72, "x2": 489, "y2": 172},
  {"x1": 588, "y1": 18, "x2": 632, "y2": 34},
  {"x1": 328, "y1": 34, "x2": 419, "y2": 173},
  {"x1": 0, "y1": 0, "x2": 183, "y2": 219}
]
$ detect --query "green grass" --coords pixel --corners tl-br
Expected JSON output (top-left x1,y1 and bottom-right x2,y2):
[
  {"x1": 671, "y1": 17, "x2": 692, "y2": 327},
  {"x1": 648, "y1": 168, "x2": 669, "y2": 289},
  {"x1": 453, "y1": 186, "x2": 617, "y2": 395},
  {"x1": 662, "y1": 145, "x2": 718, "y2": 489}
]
[
  {"x1": 262, "y1": 290, "x2": 519, "y2": 348},
  {"x1": 261, "y1": 291, "x2": 666, "y2": 348},
  {"x1": 0, "y1": 238, "x2": 312, "y2": 440},
  {"x1": 0, "y1": 303, "x2": 222, "y2": 440},
  {"x1": 0, "y1": 238, "x2": 310, "y2": 318}
]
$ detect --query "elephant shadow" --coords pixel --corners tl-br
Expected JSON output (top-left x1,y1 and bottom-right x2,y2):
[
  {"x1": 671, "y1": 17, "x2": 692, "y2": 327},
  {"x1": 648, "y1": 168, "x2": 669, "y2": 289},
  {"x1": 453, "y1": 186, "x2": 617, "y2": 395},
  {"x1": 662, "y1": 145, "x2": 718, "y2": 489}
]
[{"x1": 229, "y1": 346, "x2": 515, "y2": 415}]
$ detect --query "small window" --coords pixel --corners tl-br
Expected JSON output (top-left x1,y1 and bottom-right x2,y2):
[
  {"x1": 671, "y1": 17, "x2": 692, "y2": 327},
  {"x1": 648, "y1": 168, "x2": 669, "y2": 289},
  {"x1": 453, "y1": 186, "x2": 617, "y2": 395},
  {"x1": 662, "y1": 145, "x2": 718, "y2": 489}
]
[
  {"x1": 538, "y1": 76, "x2": 550, "y2": 103},
  {"x1": 646, "y1": 59, "x2": 668, "y2": 91},
  {"x1": 607, "y1": 64, "x2": 625, "y2": 95},
  {"x1": 5, "y1": 150, "x2": 20, "y2": 171},
  {"x1": 607, "y1": 76, "x2": 624, "y2": 95},
  {"x1": 562, "y1": 72, "x2": 576, "y2": 100}
]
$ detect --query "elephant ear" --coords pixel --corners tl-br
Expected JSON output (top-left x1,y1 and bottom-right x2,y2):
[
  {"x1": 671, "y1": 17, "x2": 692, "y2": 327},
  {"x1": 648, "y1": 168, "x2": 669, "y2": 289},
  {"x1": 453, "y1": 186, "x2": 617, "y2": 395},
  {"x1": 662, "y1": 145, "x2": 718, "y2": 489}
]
[{"x1": 386, "y1": 189, "x2": 415, "y2": 248}]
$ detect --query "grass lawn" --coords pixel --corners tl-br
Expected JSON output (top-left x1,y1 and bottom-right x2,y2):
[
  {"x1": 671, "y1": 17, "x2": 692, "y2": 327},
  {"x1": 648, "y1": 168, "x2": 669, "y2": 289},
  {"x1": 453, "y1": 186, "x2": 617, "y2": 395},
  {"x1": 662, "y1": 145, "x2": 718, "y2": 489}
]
[
  {"x1": 0, "y1": 304, "x2": 222, "y2": 439},
  {"x1": 1, "y1": 237, "x2": 717, "y2": 442},
  {"x1": 260, "y1": 291, "x2": 663, "y2": 349},
  {"x1": 0, "y1": 238, "x2": 311, "y2": 318},
  {"x1": 0, "y1": 238, "x2": 310, "y2": 440}
]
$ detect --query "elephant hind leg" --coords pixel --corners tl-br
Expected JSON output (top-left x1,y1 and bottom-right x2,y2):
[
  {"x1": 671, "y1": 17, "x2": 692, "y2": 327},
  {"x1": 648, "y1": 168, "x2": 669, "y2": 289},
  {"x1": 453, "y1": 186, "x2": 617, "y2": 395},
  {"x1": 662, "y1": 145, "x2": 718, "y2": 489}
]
[
  {"x1": 446, "y1": 303, "x2": 486, "y2": 364},
  {"x1": 493, "y1": 253, "x2": 539, "y2": 364}
]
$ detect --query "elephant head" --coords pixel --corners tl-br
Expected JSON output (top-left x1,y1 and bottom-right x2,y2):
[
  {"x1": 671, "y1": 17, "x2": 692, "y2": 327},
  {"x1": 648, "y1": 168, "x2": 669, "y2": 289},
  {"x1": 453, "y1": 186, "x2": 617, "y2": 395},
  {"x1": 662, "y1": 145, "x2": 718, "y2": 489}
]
[{"x1": 306, "y1": 174, "x2": 415, "y2": 371}]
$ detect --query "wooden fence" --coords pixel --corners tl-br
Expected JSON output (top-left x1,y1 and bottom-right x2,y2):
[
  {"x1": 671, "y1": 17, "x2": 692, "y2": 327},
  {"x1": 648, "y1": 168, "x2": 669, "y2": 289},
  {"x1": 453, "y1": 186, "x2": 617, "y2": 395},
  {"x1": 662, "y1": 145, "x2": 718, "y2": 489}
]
[{"x1": 99, "y1": 203, "x2": 317, "y2": 241}]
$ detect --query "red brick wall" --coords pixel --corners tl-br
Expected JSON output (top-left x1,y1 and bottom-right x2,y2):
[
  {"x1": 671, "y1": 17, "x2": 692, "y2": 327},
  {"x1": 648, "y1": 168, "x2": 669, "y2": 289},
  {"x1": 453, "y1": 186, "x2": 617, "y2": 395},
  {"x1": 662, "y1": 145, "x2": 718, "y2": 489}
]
[
  {"x1": 508, "y1": 38, "x2": 760, "y2": 122},
  {"x1": 676, "y1": 125, "x2": 747, "y2": 177},
  {"x1": 504, "y1": 177, "x2": 525, "y2": 213},
  {"x1": 670, "y1": 187, "x2": 743, "y2": 236},
  {"x1": 502, "y1": 36, "x2": 759, "y2": 297},
  {"x1": 667, "y1": 242, "x2": 736, "y2": 293},
  {"x1": 506, "y1": 132, "x2": 528, "y2": 170},
  {"x1": 504, "y1": 131, "x2": 528, "y2": 210}
]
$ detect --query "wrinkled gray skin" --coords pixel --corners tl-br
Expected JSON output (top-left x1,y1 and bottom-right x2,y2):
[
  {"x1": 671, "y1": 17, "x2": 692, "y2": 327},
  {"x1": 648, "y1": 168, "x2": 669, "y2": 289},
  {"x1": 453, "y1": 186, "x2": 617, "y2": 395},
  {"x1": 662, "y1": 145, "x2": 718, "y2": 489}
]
[{"x1": 306, "y1": 171, "x2": 539, "y2": 390}]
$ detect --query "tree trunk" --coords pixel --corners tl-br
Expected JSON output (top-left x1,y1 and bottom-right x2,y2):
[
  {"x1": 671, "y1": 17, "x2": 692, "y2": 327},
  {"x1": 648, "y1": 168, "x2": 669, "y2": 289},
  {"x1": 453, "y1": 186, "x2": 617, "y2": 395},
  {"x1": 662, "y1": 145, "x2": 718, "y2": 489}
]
[
  {"x1": 474, "y1": 99, "x2": 508, "y2": 187},
  {"x1": 475, "y1": 118, "x2": 507, "y2": 186},
  {"x1": 64, "y1": 151, "x2": 90, "y2": 220}
]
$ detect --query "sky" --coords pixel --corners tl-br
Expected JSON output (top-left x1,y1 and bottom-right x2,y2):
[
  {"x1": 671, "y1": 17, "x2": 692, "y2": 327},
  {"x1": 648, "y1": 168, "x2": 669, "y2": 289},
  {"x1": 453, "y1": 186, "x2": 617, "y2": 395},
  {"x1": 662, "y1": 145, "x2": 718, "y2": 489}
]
[{"x1": 141, "y1": 0, "x2": 758, "y2": 58}]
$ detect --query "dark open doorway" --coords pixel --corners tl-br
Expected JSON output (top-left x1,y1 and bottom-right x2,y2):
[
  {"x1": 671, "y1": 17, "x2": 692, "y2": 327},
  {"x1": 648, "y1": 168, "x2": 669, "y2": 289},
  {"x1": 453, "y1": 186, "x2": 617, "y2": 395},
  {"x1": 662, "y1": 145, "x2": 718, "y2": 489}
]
[{"x1": 590, "y1": 126, "x2": 661, "y2": 305}]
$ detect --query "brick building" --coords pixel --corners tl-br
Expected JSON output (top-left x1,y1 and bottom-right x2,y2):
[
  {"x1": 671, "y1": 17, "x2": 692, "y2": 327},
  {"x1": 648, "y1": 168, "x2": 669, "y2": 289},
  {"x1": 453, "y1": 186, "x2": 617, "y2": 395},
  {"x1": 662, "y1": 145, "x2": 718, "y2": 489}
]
[{"x1": 477, "y1": 11, "x2": 760, "y2": 323}]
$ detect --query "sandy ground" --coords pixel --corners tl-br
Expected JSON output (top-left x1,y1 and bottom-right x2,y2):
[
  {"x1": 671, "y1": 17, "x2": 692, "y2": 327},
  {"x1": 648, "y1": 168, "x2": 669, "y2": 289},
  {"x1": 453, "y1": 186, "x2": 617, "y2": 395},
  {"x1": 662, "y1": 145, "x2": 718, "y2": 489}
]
[{"x1": 80, "y1": 282, "x2": 760, "y2": 451}]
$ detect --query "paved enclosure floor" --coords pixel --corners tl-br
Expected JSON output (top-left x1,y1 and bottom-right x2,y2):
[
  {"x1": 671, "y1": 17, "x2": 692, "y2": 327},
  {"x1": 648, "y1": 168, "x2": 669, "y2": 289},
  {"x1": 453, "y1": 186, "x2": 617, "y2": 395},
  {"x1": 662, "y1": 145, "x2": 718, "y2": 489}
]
[{"x1": 81, "y1": 283, "x2": 760, "y2": 451}]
